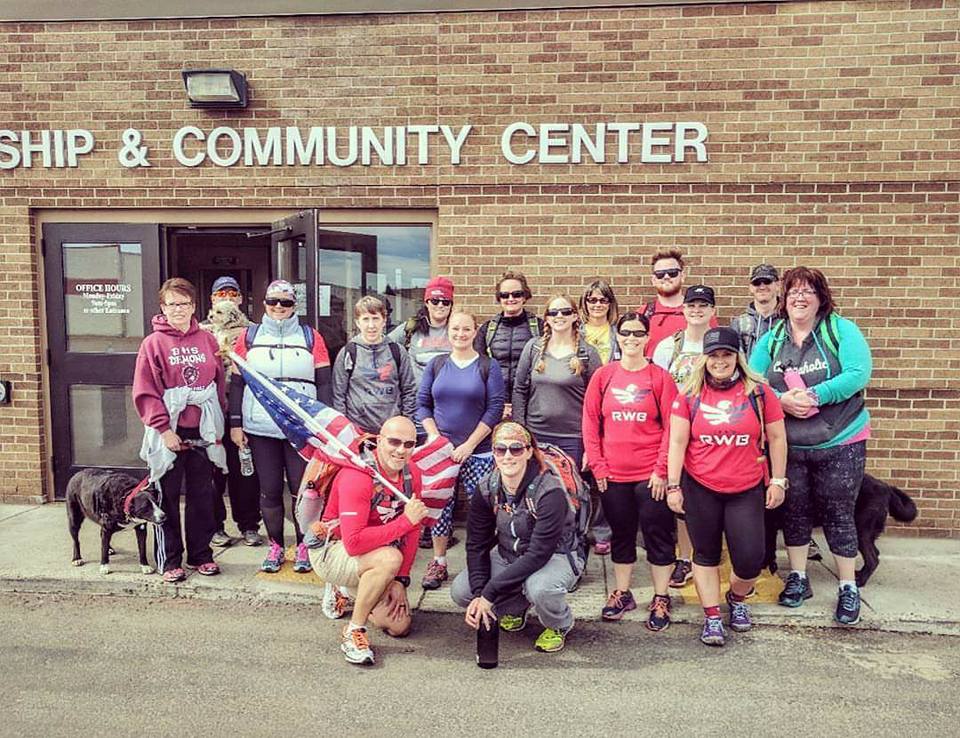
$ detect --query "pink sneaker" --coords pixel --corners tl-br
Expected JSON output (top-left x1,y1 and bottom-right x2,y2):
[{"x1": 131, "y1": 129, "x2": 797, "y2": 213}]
[{"x1": 594, "y1": 540, "x2": 611, "y2": 556}]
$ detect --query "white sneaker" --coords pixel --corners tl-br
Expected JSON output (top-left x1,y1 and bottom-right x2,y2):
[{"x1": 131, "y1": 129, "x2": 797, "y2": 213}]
[
  {"x1": 322, "y1": 582, "x2": 351, "y2": 620},
  {"x1": 341, "y1": 626, "x2": 375, "y2": 665}
]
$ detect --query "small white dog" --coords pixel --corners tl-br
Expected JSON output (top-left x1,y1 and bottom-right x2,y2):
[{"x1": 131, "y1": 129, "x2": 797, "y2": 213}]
[{"x1": 202, "y1": 299, "x2": 250, "y2": 374}]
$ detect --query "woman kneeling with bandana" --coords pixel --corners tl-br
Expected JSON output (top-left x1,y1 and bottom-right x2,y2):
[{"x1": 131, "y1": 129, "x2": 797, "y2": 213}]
[{"x1": 451, "y1": 421, "x2": 582, "y2": 654}]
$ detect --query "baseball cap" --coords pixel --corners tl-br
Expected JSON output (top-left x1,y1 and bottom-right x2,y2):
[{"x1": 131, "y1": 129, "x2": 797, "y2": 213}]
[
  {"x1": 703, "y1": 327, "x2": 741, "y2": 355},
  {"x1": 424, "y1": 276, "x2": 454, "y2": 302},
  {"x1": 750, "y1": 264, "x2": 779, "y2": 283},
  {"x1": 265, "y1": 279, "x2": 296, "y2": 298},
  {"x1": 211, "y1": 276, "x2": 240, "y2": 293},
  {"x1": 683, "y1": 285, "x2": 716, "y2": 306}
]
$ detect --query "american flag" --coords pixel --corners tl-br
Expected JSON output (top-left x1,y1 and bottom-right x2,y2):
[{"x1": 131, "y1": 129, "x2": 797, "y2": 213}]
[{"x1": 232, "y1": 352, "x2": 460, "y2": 517}]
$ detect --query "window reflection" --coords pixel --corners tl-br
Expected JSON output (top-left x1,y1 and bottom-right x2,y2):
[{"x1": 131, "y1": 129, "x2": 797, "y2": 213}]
[{"x1": 69, "y1": 385, "x2": 143, "y2": 468}]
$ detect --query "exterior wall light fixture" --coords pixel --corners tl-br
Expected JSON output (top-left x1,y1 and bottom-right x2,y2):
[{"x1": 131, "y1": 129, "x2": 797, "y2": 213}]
[{"x1": 181, "y1": 69, "x2": 249, "y2": 109}]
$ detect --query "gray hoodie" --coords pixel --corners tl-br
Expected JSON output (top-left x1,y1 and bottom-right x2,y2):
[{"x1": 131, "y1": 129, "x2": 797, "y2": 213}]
[
  {"x1": 730, "y1": 302, "x2": 779, "y2": 361},
  {"x1": 331, "y1": 336, "x2": 417, "y2": 433}
]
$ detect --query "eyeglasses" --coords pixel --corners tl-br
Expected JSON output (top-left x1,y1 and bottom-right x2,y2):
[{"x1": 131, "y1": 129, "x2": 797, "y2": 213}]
[
  {"x1": 213, "y1": 289, "x2": 240, "y2": 299},
  {"x1": 163, "y1": 301, "x2": 193, "y2": 310},
  {"x1": 498, "y1": 290, "x2": 525, "y2": 300},
  {"x1": 545, "y1": 307, "x2": 576, "y2": 318},
  {"x1": 653, "y1": 269, "x2": 681, "y2": 280},
  {"x1": 751, "y1": 279, "x2": 775, "y2": 287},
  {"x1": 427, "y1": 298, "x2": 452, "y2": 306},
  {"x1": 786, "y1": 289, "x2": 817, "y2": 300},
  {"x1": 383, "y1": 436, "x2": 416, "y2": 450},
  {"x1": 264, "y1": 298, "x2": 296, "y2": 308},
  {"x1": 585, "y1": 297, "x2": 610, "y2": 305},
  {"x1": 618, "y1": 329, "x2": 648, "y2": 338},
  {"x1": 492, "y1": 443, "x2": 529, "y2": 458}
]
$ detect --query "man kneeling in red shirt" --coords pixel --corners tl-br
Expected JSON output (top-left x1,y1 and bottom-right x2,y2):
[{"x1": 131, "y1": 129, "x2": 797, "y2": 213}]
[{"x1": 310, "y1": 416, "x2": 430, "y2": 666}]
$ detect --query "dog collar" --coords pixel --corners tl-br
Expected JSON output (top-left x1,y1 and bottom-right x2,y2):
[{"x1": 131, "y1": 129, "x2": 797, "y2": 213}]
[{"x1": 123, "y1": 477, "x2": 151, "y2": 518}]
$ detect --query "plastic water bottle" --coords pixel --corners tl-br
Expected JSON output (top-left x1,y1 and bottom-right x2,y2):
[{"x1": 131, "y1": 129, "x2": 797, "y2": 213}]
[
  {"x1": 476, "y1": 615, "x2": 499, "y2": 669},
  {"x1": 239, "y1": 446, "x2": 255, "y2": 476},
  {"x1": 783, "y1": 368, "x2": 819, "y2": 417}
]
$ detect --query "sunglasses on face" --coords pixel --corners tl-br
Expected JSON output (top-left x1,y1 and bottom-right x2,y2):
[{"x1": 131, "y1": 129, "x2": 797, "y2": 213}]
[
  {"x1": 618, "y1": 329, "x2": 648, "y2": 338},
  {"x1": 264, "y1": 298, "x2": 296, "y2": 308},
  {"x1": 427, "y1": 298, "x2": 452, "y2": 306},
  {"x1": 585, "y1": 296, "x2": 610, "y2": 305},
  {"x1": 653, "y1": 268, "x2": 681, "y2": 279},
  {"x1": 492, "y1": 443, "x2": 529, "y2": 458},
  {"x1": 498, "y1": 290, "x2": 525, "y2": 300},
  {"x1": 751, "y1": 279, "x2": 775, "y2": 287},
  {"x1": 545, "y1": 307, "x2": 576, "y2": 318},
  {"x1": 383, "y1": 436, "x2": 416, "y2": 450},
  {"x1": 213, "y1": 289, "x2": 240, "y2": 298}
]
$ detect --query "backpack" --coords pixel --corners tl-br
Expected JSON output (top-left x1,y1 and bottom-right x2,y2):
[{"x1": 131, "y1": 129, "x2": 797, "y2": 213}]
[
  {"x1": 666, "y1": 329, "x2": 685, "y2": 371},
  {"x1": 431, "y1": 352, "x2": 492, "y2": 385},
  {"x1": 343, "y1": 340, "x2": 403, "y2": 381},
  {"x1": 766, "y1": 313, "x2": 841, "y2": 362},
  {"x1": 401, "y1": 317, "x2": 418, "y2": 350},
  {"x1": 245, "y1": 323, "x2": 314, "y2": 353},
  {"x1": 484, "y1": 313, "x2": 541, "y2": 356},
  {"x1": 528, "y1": 337, "x2": 594, "y2": 388},
  {"x1": 492, "y1": 443, "x2": 592, "y2": 579}
]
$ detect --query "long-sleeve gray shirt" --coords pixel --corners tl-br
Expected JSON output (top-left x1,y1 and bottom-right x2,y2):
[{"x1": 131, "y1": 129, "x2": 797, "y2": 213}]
[
  {"x1": 512, "y1": 338, "x2": 602, "y2": 438},
  {"x1": 331, "y1": 337, "x2": 417, "y2": 433}
]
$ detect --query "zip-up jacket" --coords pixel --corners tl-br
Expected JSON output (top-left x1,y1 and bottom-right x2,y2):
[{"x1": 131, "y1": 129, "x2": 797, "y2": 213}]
[
  {"x1": 474, "y1": 311, "x2": 544, "y2": 398},
  {"x1": 731, "y1": 303, "x2": 779, "y2": 361}
]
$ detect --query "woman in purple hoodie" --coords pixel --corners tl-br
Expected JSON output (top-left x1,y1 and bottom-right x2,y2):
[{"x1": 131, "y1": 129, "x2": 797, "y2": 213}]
[{"x1": 133, "y1": 278, "x2": 226, "y2": 584}]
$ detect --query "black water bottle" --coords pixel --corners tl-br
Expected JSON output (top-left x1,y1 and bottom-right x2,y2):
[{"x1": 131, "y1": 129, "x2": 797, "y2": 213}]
[{"x1": 476, "y1": 614, "x2": 499, "y2": 669}]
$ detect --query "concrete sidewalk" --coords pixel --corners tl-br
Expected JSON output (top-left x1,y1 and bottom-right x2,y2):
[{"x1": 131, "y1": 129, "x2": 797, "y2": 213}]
[{"x1": 1, "y1": 502, "x2": 958, "y2": 635}]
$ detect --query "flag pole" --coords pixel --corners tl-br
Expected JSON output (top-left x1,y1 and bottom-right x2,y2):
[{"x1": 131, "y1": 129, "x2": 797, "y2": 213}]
[{"x1": 229, "y1": 352, "x2": 411, "y2": 503}]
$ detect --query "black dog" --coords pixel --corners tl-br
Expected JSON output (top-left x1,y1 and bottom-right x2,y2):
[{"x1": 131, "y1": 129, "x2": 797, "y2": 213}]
[
  {"x1": 66, "y1": 468, "x2": 167, "y2": 575},
  {"x1": 763, "y1": 473, "x2": 918, "y2": 587}
]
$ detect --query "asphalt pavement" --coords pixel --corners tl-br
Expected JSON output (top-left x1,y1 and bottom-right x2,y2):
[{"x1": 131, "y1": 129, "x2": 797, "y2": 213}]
[{"x1": 1, "y1": 501, "x2": 958, "y2": 635}]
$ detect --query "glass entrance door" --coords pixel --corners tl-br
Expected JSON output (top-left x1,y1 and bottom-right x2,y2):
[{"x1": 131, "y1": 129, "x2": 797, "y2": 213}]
[{"x1": 43, "y1": 223, "x2": 160, "y2": 498}]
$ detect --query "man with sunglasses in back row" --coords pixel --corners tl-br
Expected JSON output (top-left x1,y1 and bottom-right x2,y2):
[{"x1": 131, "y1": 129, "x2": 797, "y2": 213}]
[
  {"x1": 638, "y1": 248, "x2": 718, "y2": 359},
  {"x1": 731, "y1": 263, "x2": 781, "y2": 361}
]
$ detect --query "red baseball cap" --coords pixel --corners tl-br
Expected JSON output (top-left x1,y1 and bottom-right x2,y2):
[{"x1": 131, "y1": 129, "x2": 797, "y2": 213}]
[{"x1": 424, "y1": 276, "x2": 454, "y2": 302}]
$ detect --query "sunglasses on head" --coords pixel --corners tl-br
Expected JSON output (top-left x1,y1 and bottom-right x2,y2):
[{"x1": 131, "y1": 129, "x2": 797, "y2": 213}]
[
  {"x1": 492, "y1": 443, "x2": 529, "y2": 458},
  {"x1": 653, "y1": 268, "x2": 681, "y2": 279},
  {"x1": 545, "y1": 307, "x2": 576, "y2": 318},
  {"x1": 383, "y1": 436, "x2": 416, "y2": 450},
  {"x1": 585, "y1": 296, "x2": 610, "y2": 305},
  {"x1": 498, "y1": 290, "x2": 525, "y2": 300},
  {"x1": 618, "y1": 329, "x2": 648, "y2": 338},
  {"x1": 264, "y1": 298, "x2": 296, "y2": 308},
  {"x1": 427, "y1": 298, "x2": 452, "y2": 306},
  {"x1": 751, "y1": 278, "x2": 775, "y2": 287}
]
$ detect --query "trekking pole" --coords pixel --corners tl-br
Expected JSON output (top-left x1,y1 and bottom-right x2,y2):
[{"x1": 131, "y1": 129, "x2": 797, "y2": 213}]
[{"x1": 229, "y1": 352, "x2": 411, "y2": 503}]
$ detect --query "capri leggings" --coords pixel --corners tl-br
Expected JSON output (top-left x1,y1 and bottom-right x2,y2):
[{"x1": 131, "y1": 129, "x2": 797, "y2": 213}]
[
  {"x1": 601, "y1": 480, "x2": 676, "y2": 567},
  {"x1": 432, "y1": 454, "x2": 495, "y2": 539},
  {"x1": 783, "y1": 441, "x2": 865, "y2": 558},
  {"x1": 247, "y1": 434, "x2": 307, "y2": 547},
  {"x1": 682, "y1": 473, "x2": 765, "y2": 580}
]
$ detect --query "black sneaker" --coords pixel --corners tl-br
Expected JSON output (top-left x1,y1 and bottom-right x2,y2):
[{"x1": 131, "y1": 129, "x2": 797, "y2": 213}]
[
  {"x1": 835, "y1": 585, "x2": 861, "y2": 625},
  {"x1": 778, "y1": 572, "x2": 813, "y2": 608},
  {"x1": 668, "y1": 559, "x2": 693, "y2": 588},
  {"x1": 646, "y1": 594, "x2": 672, "y2": 632},
  {"x1": 807, "y1": 539, "x2": 823, "y2": 562},
  {"x1": 418, "y1": 526, "x2": 433, "y2": 549}
]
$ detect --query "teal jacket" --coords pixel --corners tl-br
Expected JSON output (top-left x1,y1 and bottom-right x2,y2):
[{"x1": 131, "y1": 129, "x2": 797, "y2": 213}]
[{"x1": 749, "y1": 313, "x2": 871, "y2": 449}]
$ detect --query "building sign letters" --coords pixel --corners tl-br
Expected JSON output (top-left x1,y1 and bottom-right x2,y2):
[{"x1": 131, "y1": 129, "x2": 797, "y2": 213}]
[{"x1": 0, "y1": 122, "x2": 708, "y2": 170}]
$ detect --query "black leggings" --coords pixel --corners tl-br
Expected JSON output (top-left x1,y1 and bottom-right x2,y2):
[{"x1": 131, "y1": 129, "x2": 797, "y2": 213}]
[
  {"x1": 783, "y1": 441, "x2": 865, "y2": 558},
  {"x1": 601, "y1": 480, "x2": 676, "y2": 567},
  {"x1": 247, "y1": 434, "x2": 307, "y2": 547},
  {"x1": 682, "y1": 473, "x2": 765, "y2": 580}
]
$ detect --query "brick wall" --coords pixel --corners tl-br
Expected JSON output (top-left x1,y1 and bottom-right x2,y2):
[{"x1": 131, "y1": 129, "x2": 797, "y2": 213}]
[{"x1": 0, "y1": 1, "x2": 957, "y2": 534}]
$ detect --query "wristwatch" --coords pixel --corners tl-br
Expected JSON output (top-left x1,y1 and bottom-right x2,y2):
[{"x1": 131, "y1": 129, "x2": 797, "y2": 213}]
[
  {"x1": 769, "y1": 477, "x2": 789, "y2": 490},
  {"x1": 666, "y1": 484, "x2": 682, "y2": 494},
  {"x1": 394, "y1": 575, "x2": 411, "y2": 588}
]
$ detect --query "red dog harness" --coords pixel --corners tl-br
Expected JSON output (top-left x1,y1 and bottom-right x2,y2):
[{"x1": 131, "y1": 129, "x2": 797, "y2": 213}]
[{"x1": 123, "y1": 477, "x2": 151, "y2": 518}]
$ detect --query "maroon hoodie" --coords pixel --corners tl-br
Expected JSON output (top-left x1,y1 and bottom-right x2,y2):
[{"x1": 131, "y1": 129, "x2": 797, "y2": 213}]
[{"x1": 133, "y1": 315, "x2": 226, "y2": 433}]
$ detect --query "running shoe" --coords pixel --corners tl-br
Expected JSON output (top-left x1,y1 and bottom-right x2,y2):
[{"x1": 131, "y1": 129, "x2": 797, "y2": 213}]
[
  {"x1": 601, "y1": 589, "x2": 637, "y2": 621},
  {"x1": 189, "y1": 561, "x2": 220, "y2": 576},
  {"x1": 341, "y1": 626, "x2": 375, "y2": 665},
  {"x1": 293, "y1": 542, "x2": 312, "y2": 573},
  {"x1": 778, "y1": 572, "x2": 813, "y2": 608},
  {"x1": 210, "y1": 529, "x2": 232, "y2": 547},
  {"x1": 646, "y1": 594, "x2": 672, "y2": 632},
  {"x1": 835, "y1": 585, "x2": 861, "y2": 626},
  {"x1": 700, "y1": 616, "x2": 725, "y2": 647},
  {"x1": 807, "y1": 538, "x2": 823, "y2": 561},
  {"x1": 418, "y1": 526, "x2": 433, "y2": 549},
  {"x1": 499, "y1": 612, "x2": 528, "y2": 632},
  {"x1": 668, "y1": 559, "x2": 693, "y2": 588},
  {"x1": 534, "y1": 623, "x2": 572, "y2": 653},
  {"x1": 260, "y1": 541, "x2": 285, "y2": 573},
  {"x1": 593, "y1": 540, "x2": 611, "y2": 556},
  {"x1": 322, "y1": 582, "x2": 351, "y2": 620},
  {"x1": 242, "y1": 529, "x2": 263, "y2": 547},
  {"x1": 420, "y1": 559, "x2": 448, "y2": 590},
  {"x1": 162, "y1": 567, "x2": 186, "y2": 583},
  {"x1": 725, "y1": 591, "x2": 753, "y2": 632}
]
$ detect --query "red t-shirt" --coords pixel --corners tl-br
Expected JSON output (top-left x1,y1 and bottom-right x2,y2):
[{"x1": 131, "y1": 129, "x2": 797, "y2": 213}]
[
  {"x1": 671, "y1": 382, "x2": 784, "y2": 493},
  {"x1": 638, "y1": 300, "x2": 719, "y2": 358},
  {"x1": 582, "y1": 362, "x2": 676, "y2": 482},
  {"x1": 321, "y1": 462, "x2": 423, "y2": 577}
]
